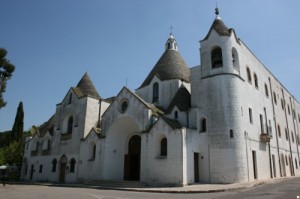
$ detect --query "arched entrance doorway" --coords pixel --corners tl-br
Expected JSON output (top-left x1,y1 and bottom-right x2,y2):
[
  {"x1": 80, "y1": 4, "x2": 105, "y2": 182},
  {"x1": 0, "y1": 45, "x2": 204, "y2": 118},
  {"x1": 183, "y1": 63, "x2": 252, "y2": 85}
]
[
  {"x1": 59, "y1": 155, "x2": 67, "y2": 183},
  {"x1": 124, "y1": 135, "x2": 141, "y2": 181}
]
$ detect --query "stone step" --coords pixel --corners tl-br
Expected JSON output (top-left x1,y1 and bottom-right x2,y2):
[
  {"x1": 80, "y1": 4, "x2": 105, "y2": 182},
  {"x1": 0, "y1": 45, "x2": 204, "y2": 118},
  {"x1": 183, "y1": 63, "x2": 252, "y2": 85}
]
[{"x1": 87, "y1": 180, "x2": 149, "y2": 188}]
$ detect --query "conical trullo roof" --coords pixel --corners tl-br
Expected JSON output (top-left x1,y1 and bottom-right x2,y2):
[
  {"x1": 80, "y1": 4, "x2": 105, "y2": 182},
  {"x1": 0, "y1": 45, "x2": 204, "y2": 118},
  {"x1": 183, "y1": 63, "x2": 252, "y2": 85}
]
[
  {"x1": 139, "y1": 35, "x2": 190, "y2": 88},
  {"x1": 202, "y1": 8, "x2": 235, "y2": 41},
  {"x1": 73, "y1": 73, "x2": 101, "y2": 99}
]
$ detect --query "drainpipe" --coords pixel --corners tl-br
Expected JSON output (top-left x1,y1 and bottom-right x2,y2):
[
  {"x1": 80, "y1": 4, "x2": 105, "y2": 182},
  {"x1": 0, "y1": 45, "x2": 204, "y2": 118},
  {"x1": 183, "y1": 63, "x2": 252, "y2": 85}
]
[
  {"x1": 97, "y1": 99, "x2": 102, "y2": 128},
  {"x1": 268, "y1": 78, "x2": 282, "y2": 177},
  {"x1": 264, "y1": 107, "x2": 273, "y2": 178}
]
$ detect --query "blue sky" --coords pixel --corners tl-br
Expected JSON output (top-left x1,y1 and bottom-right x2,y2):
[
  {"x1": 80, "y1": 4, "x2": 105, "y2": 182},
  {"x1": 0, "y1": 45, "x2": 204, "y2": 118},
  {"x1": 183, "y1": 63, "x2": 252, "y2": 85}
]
[{"x1": 0, "y1": 0, "x2": 299, "y2": 131}]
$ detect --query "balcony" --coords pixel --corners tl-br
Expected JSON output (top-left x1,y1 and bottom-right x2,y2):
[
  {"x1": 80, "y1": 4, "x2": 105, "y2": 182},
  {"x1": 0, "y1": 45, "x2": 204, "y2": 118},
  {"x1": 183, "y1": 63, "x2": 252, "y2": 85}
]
[
  {"x1": 31, "y1": 150, "x2": 38, "y2": 156},
  {"x1": 260, "y1": 133, "x2": 271, "y2": 143},
  {"x1": 61, "y1": 133, "x2": 72, "y2": 140},
  {"x1": 42, "y1": 149, "x2": 51, "y2": 156}
]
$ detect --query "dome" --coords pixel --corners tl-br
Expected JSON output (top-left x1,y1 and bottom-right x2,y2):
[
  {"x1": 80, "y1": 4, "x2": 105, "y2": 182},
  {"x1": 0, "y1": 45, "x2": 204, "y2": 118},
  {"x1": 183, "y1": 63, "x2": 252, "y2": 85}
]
[{"x1": 139, "y1": 48, "x2": 190, "y2": 88}]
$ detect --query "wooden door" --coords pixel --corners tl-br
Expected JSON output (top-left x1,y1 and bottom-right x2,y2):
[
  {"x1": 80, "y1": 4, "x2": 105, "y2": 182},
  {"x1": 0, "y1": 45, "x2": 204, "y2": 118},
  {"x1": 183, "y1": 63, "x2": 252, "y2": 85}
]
[
  {"x1": 59, "y1": 163, "x2": 66, "y2": 183},
  {"x1": 194, "y1": 153, "x2": 199, "y2": 183},
  {"x1": 124, "y1": 135, "x2": 141, "y2": 181}
]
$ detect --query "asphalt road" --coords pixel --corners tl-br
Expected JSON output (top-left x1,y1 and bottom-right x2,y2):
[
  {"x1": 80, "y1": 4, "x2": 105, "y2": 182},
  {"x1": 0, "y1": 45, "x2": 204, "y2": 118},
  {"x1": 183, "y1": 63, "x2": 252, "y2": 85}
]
[{"x1": 0, "y1": 177, "x2": 299, "y2": 199}]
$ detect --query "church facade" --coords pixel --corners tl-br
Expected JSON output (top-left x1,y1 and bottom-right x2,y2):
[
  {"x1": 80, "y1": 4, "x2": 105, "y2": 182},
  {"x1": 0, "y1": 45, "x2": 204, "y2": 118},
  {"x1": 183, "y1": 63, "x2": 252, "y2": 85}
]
[{"x1": 21, "y1": 11, "x2": 300, "y2": 186}]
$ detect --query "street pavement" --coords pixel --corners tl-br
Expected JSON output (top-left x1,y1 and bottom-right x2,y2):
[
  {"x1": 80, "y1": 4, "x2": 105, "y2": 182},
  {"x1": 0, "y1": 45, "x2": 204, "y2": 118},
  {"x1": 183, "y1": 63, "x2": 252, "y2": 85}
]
[{"x1": 0, "y1": 176, "x2": 299, "y2": 199}]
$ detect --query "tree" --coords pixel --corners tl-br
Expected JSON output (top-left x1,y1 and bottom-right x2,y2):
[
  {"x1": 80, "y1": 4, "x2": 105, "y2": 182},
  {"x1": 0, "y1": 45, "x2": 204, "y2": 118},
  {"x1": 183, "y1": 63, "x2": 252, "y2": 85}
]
[
  {"x1": 11, "y1": 102, "x2": 24, "y2": 142},
  {"x1": 3, "y1": 141, "x2": 23, "y2": 166},
  {"x1": 0, "y1": 48, "x2": 15, "y2": 109}
]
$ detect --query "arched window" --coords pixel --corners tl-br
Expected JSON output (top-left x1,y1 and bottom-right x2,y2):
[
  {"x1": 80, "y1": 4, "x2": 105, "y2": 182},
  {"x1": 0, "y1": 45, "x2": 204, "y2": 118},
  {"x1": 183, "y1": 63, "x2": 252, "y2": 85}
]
[
  {"x1": 68, "y1": 117, "x2": 73, "y2": 134},
  {"x1": 152, "y1": 82, "x2": 159, "y2": 103},
  {"x1": 52, "y1": 159, "x2": 57, "y2": 172},
  {"x1": 232, "y1": 47, "x2": 239, "y2": 70},
  {"x1": 160, "y1": 137, "x2": 167, "y2": 156},
  {"x1": 246, "y1": 67, "x2": 251, "y2": 83},
  {"x1": 200, "y1": 118, "x2": 207, "y2": 132},
  {"x1": 211, "y1": 47, "x2": 223, "y2": 68},
  {"x1": 89, "y1": 142, "x2": 96, "y2": 160},
  {"x1": 277, "y1": 125, "x2": 281, "y2": 137},
  {"x1": 70, "y1": 158, "x2": 76, "y2": 173},
  {"x1": 254, "y1": 73, "x2": 258, "y2": 88},
  {"x1": 265, "y1": 84, "x2": 269, "y2": 97}
]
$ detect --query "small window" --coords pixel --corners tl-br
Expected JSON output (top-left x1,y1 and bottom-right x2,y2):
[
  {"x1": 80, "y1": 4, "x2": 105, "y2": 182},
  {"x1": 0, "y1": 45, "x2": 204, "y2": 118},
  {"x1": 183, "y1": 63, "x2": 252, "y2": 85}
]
[
  {"x1": 285, "y1": 128, "x2": 289, "y2": 141},
  {"x1": 265, "y1": 84, "x2": 269, "y2": 97},
  {"x1": 260, "y1": 114, "x2": 264, "y2": 133},
  {"x1": 295, "y1": 158, "x2": 298, "y2": 169},
  {"x1": 230, "y1": 129, "x2": 234, "y2": 138},
  {"x1": 68, "y1": 93, "x2": 72, "y2": 104},
  {"x1": 52, "y1": 159, "x2": 57, "y2": 172},
  {"x1": 89, "y1": 143, "x2": 96, "y2": 160},
  {"x1": 25, "y1": 165, "x2": 28, "y2": 175},
  {"x1": 47, "y1": 140, "x2": 51, "y2": 150},
  {"x1": 292, "y1": 110, "x2": 296, "y2": 119},
  {"x1": 281, "y1": 99, "x2": 284, "y2": 110},
  {"x1": 254, "y1": 73, "x2": 258, "y2": 88},
  {"x1": 68, "y1": 116, "x2": 73, "y2": 134},
  {"x1": 292, "y1": 131, "x2": 295, "y2": 143},
  {"x1": 200, "y1": 118, "x2": 207, "y2": 132},
  {"x1": 39, "y1": 165, "x2": 43, "y2": 173},
  {"x1": 174, "y1": 111, "x2": 178, "y2": 119},
  {"x1": 246, "y1": 67, "x2": 252, "y2": 83},
  {"x1": 70, "y1": 158, "x2": 76, "y2": 173},
  {"x1": 287, "y1": 105, "x2": 291, "y2": 115},
  {"x1": 277, "y1": 125, "x2": 281, "y2": 137},
  {"x1": 285, "y1": 155, "x2": 288, "y2": 166},
  {"x1": 298, "y1": 114, "x2": 300, "y2": 123},
  {"x1": 273, "y1": 92, "x2": 277, "y2": 104},
  {"x1": 152, "y1": 82, "x2": 159, "y2": 103},
  {"x1": 211, "y1": 47, "x2": 223, "y2": 68},
  {"x1": 249, "y1": 108, "x2": 253, "y2": 124},
  {"x1": 160, "y1": 138, "x2": 167, "y2": 156}
]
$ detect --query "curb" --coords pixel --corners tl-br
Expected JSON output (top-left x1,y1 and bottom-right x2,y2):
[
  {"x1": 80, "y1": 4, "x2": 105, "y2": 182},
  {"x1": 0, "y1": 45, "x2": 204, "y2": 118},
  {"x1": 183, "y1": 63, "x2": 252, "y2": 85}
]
[{"x1": 3, "y1": 176, "x2": 298, "y2": 194}]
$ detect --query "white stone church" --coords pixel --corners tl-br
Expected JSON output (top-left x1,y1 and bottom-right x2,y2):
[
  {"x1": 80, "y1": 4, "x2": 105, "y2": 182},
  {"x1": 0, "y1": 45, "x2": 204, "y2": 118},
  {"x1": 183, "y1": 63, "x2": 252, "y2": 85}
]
[{"x1": 21, "y1": 10, "x2": 300, "y2": 186}]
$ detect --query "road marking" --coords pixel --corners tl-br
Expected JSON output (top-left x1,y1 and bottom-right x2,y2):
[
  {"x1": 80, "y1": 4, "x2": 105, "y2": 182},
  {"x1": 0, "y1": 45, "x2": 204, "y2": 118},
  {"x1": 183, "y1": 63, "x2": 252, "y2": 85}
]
[
  {"x1": 86, "y1": 193, "x2": 129, "y2": 199},
  {"x1": 87, "y1": 193, "x2": 102, "y2": 199}
]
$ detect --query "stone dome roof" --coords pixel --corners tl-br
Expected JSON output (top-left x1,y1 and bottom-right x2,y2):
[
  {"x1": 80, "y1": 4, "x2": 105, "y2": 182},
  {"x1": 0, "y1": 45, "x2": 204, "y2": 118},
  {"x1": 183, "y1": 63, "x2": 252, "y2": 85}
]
[
  {"x1": 139, "y1": 49, "x2": 190, "y2": 88},
  {"x1": 73, "y1": 73, "x2": 101, "y2": 99}
]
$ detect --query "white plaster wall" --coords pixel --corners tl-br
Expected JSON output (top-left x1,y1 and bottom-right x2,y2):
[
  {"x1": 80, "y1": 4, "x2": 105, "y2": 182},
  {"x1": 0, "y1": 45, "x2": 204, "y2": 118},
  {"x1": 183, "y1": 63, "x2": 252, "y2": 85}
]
[
  {"x1": 136, "y1": 76, "x2": 186, "y2": 110},
  {"x1": 140, "y1": 119, "x2": 184, "y2": 186},
  {"x1": 78, "y1": 131, "x2": 102, "y2": 182}
]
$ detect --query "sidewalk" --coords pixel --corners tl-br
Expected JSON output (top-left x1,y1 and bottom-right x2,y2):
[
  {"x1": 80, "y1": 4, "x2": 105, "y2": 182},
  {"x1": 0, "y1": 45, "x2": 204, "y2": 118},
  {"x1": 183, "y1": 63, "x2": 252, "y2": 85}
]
[
  {"x1": 5, "y1": 176, "x2": 297, "y2": 193},
  {"x1": 85, "y1": 177, "x2": 294, "y2": 193}
]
